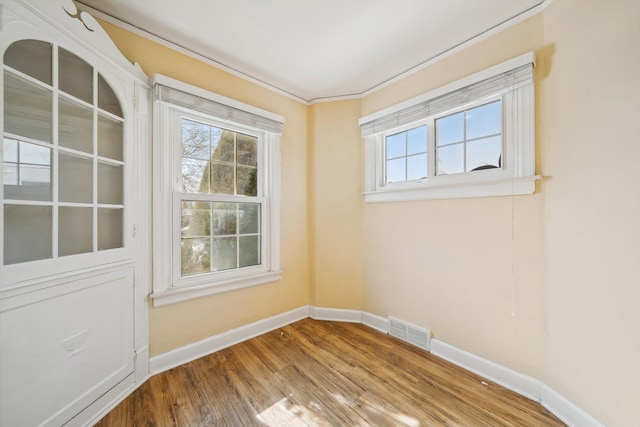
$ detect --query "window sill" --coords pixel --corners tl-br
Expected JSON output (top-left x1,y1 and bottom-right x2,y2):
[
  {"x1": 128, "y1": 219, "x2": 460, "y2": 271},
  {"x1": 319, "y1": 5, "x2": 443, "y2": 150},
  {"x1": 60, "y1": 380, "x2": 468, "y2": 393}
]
[
  {"x1": 150, "y1": 270, "x2": 282, "y2": 307},
  {"x1": 364, "y1": 175, "x2": 541, "y2": 203}
]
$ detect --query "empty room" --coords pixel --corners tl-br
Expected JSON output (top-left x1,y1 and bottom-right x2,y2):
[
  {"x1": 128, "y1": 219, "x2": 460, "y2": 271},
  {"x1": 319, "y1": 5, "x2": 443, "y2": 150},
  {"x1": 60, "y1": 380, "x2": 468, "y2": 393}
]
[{"x1": 0, "y1": 0, "x2": 638, "y2": 426}]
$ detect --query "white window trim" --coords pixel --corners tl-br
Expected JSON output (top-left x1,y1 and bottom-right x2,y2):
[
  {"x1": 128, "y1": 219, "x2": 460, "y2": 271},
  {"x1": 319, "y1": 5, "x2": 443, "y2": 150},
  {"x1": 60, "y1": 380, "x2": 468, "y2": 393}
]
[
  {"x1": 360, "y1": 52, "x2": 540, "y2": 203},
  {"x1": 150, "y1": 74, "x2": 282, "y2": 307}
]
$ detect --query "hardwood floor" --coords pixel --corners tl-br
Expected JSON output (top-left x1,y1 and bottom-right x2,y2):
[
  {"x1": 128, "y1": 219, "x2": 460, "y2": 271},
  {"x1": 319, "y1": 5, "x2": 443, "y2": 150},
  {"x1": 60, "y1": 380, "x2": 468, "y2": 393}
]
[{"x1": 97, "y1": 318, "x2": 565, "y2": 426}]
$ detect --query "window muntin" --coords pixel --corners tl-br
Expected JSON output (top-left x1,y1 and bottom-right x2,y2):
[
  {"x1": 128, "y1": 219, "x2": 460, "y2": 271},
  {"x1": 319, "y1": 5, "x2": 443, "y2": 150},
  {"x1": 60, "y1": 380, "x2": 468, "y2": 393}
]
[
  {"x1": 176, "y1": 116, "x2": 264, "y2": 281},
  {"x1": 2, "y1": 40, "x2": 125, "y2": 266},
  {"x1": 181, "y1": 201, "x2": 261, "y2": 277},
  {"x1": 436, "y1": 100, "x2": 502, "y2": 175},
  {"x1": 385, "y1": 125, "x2": 427, "y2": 183}
]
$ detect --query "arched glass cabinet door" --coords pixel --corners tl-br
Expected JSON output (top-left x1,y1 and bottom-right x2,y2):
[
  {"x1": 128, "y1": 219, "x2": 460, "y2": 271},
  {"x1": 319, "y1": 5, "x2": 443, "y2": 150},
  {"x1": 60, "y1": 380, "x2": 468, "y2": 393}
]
[{"x1": 3, "y1": 39, "x2": 126, "y2": 271}]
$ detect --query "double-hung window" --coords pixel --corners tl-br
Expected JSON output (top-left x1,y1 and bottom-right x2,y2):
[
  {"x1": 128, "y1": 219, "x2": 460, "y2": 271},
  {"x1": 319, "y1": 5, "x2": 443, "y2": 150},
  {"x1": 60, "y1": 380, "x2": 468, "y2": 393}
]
[
  {"x1": 152, "y1": 75, "x2": 283, "y2": 306},
  {"x1": 361, "y1": 52, "x2": 538, "y2": 202}
]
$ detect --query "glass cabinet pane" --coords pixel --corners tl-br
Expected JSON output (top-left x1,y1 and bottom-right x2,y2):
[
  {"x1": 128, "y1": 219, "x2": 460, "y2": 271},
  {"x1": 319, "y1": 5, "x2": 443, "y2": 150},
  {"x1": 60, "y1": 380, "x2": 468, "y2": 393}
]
[
  {"x1": 59, "y1": 97, "x2": 93, "y2": 154},
  {"x1": 59, "y1": 207, "x2": 93, "y2": 256},
  {"x1": 98, "y1": 208, "x2": 123, "y2": 250},
  {"x1": 4, "y1": 205, "x2": 52, "y2": 264},
  {"x1": 98, "y1": 162, "x2": 123, "y2": 205},
  {"x1": 59, "y1": 47, "x2": 93, "y2": 104},
  {"x1": 98, "y1": 74, "x2": 123, "y2": 118},
  {"x1": 3, "y1": 140, "x2": 51, "y2": 201},
  {"x1": 4, "y1": 72, "x2": 52, "y2": 142},
  {"x1": 3, "y1": 40, "x2": 52, "y2": 85},
  {"x1": 59, "y1": 153, "x2": 93, "y2": 203},
  {"x1": 98, "y1": 115, "x2": 123, "y2": 161}
]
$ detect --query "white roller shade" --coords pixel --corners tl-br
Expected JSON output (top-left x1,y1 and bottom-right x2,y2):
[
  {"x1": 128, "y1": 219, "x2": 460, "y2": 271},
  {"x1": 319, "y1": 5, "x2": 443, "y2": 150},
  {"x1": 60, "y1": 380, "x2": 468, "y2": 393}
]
[
  {"x1": 154, "y1": 74, "x2": 284, "y2": 134},
  {"x1": 360, "y1": 53, "x2": 534, "y2": 137}
]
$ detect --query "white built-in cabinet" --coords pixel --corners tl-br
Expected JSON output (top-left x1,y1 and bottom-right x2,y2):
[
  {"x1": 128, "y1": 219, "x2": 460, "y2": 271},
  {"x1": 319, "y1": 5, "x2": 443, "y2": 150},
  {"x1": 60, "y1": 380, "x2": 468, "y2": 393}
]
[{"x1": 0, "y1": 1, "x2": 150, "y2": 426}]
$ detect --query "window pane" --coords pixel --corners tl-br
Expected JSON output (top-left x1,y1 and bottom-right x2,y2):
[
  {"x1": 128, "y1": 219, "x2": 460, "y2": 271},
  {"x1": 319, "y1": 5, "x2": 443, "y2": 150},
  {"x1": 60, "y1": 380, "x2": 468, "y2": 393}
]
[
  {"x1": 59, "y1": 97, "x2": 93, "y2": 154},
  {"x1": 4, "y1": 204, "x2": 52, "y2": 264},
  {"x1": 210, "y1": 162, "x2": 235, "y2": 195},
  {"x1": 436, "y1": 144, "x2": 464, "y2": 175},
  {"x1": 181, "y1": 201, "x2": 211, "y2": 238},
  {"x1": 59, "y1": 153, "x2": 93, "y2": 203},
  {"x1": 212, "y1": 130, "x2": 235, "y2": 163},
  {"x1": 212, "y1": 203, "x2": 237, "y2": 236},
  {"x1": 59, "y1": 207, "x2": 92, "y2": 256},
  {"x1": 4, "y1": 72, "x2": 52, "y2": 142},
  {"x1": 59, "y1": 48, "x2": 92, "y2": 104},
  {"x1": 386, "y1": 157, "x2": 405, "y2": 183},
  {"x1": 466, "y1": 100, "x2": 502, "y2": 140},
  {"x1": 237, "y1": 133, "x2": 257, "y2": 167},
  {"x1": 98, "y1": 115, "x2": 123, "y2": 161},
  {"x1": 436, "y1": 112, "x2": 464, "y2": 146},
  {"x1": 98, "y1": 208, "x2": 123, "y2": 250},
  {"x1": 239, "y1": 203, "x2": 260, "y2": 234},
  {"x1": 181, "y1": 238, "x2": 210, "y2": 276},
  {"x1": 407, "y1": 126, "x2": 427, "y2": 155},
  {"x1": 182, "y1": 119, "x2": 211, "y2": 160},
  {"x1": 466, "y1": 136, "x2": 502, "y2": 172},
  {"x1": 237, "y1": 166, "x2": 257, "y2": 196},
  {"x1": 386, "y1": 132, "x2": 405, "y2": 159},
  {"x1": 407, "y1": 153, "x2": 427, "y2": 180},
  {"x1": 3, "y1": 141, "x2": 51, "y2": 201},
  {"x1": 182, "y1": 158, "x2": 210, "y2": 193},
  {"x1": 211, "y1": 237, "x2": 237, "y2": 271},
  {"x1": 98, "y1": 162, "x2": 123, "y2": 205},
  {"x1": 4, "y1": 40, "x2": 52, "y2": 85},
  {"x1": 239, "y1": 235, "x2": 260, "y2": 268},
  {"x1": 98, "y1": 74, "x2": 123, "y2": 118}
]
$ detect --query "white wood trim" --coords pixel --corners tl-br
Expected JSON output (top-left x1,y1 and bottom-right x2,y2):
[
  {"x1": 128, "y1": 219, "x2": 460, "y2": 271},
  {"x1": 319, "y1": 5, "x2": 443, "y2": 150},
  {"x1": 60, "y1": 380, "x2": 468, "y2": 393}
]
[
  {"x1": 149, "y1": 305, "x2": 310, "y2": 374},
  {"x1": 431, "y1": 338, "x2": 542, "y2": 401},
  {"x1": 541, "y1": 385, "x2": 606, "y2": 427},
  {"x1": 309, "y1": 306, "x2": 363, "y2": 323},
  {"x1": 145, "y1": 305, "x2": 603, "y2": 427},
  {"x1": 362, "y1": 311, "x2": 389, "y2": 333},
  {"x1": 151, "y1": 270, "x2": 282, "y2": 307},
  {"x1": 364, "y1": 175, "x2": 540, "y2": 203},
  {"x1": 69, "y1": 374, "x2": 141, "y2": 427}
]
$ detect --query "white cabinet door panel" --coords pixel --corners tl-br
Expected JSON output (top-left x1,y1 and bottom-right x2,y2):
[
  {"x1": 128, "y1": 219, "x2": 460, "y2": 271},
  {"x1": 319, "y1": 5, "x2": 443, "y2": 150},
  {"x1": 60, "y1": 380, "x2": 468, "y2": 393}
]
[{"x1": 0, "y1": 267, "x2": 134, "y2": 427}]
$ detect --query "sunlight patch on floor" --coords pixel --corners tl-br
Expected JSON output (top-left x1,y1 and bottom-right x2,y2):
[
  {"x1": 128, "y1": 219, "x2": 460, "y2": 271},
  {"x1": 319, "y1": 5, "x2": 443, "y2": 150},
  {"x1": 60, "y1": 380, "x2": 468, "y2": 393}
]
[{"x1": 257, "y1": 397, "x2": 325, "y2": 426}]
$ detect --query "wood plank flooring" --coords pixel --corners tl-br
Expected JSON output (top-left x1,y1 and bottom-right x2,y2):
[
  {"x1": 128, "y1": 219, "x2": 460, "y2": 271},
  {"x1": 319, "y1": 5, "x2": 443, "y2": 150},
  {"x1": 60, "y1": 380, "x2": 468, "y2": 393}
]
[{"x1": 97, "y1": 318, "x2": 565, "y2": 426}]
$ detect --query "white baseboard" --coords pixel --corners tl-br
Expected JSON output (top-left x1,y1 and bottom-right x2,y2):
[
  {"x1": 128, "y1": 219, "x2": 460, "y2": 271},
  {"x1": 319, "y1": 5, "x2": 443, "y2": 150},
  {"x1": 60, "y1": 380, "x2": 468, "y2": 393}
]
[
  {"x1": 309, "y1": 306, "x2": 362, "y2": 322},
  {"x1": 149, "y1": 305, "x2": 310, "y2": 374},
  {"x1": 146, "y1": 306, "x2": 602, "y2": 427},
  {"x1": 362, "y1": 311, "x2": 389, "y2": 333},
  {"x1": 541, "y1": 384, "x2": 605, "y2": 427},
  {"x1": 430, "y1": 338, "x2": 542, "y2": 401}
]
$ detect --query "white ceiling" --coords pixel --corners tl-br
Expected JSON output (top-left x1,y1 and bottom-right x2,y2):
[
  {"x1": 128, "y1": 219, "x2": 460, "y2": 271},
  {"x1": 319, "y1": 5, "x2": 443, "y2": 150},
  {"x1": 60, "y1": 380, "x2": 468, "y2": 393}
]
[{"x1": 78, "y1": 0, "x2": 543, "y2": 102}]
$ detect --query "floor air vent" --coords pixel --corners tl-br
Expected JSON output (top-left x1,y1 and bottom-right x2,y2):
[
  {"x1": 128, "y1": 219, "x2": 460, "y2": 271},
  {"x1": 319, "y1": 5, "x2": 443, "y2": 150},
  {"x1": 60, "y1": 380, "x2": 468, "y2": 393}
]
[{"x1": 388, "y1": 317, "x2": 431, "y2": 351}]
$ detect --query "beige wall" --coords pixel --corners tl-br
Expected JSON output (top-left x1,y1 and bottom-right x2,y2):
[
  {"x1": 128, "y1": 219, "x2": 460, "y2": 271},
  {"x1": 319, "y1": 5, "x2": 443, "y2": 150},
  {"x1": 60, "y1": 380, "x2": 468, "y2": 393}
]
[
  {"x1": 101, "y1": 22, "x2": 312, "y2": 355},
  {"x1": 540, "y1": 1, "x2": 640, "y2": 426},
  {"x1": 361, "y1": 13, "x2": 546, "y2": 379},
  {"x1": 309, "y1": 101, "x2": 364, "y2": 308}
]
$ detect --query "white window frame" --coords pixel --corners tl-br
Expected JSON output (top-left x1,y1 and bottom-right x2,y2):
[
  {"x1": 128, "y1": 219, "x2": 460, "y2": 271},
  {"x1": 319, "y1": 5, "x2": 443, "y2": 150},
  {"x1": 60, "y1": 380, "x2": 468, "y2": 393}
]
[
  {"x1": 151, "y1": 74, "x2": 282, "y2": 307},
  {"x1": 360, "y1": 52, "x2": 539, "y2": 203}
]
